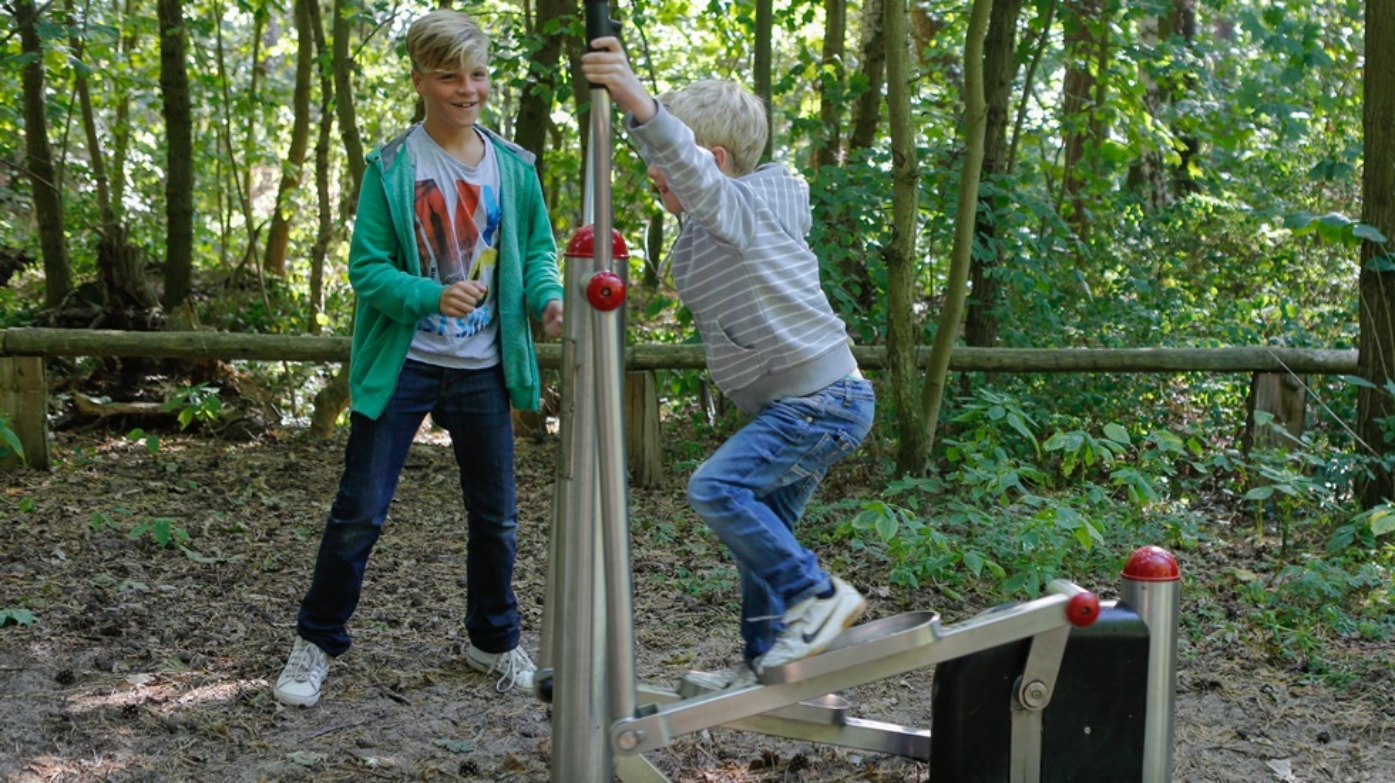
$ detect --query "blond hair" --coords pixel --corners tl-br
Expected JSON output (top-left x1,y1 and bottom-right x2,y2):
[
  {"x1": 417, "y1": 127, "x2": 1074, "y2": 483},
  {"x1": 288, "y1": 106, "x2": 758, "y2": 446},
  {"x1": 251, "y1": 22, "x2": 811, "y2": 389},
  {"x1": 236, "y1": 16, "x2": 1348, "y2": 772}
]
[
  {"x1": 660, "y1": 80, "x2": 767, "y2": 176},
  {"x1": 406, "y1": 10, "x2": 490, "y2": 73}
]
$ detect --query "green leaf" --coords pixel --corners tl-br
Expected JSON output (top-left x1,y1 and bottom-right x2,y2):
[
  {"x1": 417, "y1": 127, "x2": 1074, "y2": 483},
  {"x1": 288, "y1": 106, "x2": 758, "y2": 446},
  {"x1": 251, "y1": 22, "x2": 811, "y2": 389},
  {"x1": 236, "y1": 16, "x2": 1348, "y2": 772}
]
[
  {"x1": 1103, "y1": 423, "x2": 1130, "y2": 445},
  {"x1": 1245, "y1": 486, "x2": 1276, "y2": 501},
  {"x1": 1366, "y1": 254, "x2": 1395, "y2": 273},
  {"x1": 434, "y1": 738, "x2": 476, "y2": 753},
  {"x1": 0, "y1": 608, "x2": 38, "y2": 627},
  {"x1": 1371, "y1": 509, "x2": 1395, "y2": 537},
  {"x1": 1283, "y1": 211, "x2": 1317, "y2": 233},
  {"x1": 874, "y1": 512, "x2": 899, "y2": 541},
  {"x1": 1353, "y1": 223, "x2": 1388, "y2": 243}
]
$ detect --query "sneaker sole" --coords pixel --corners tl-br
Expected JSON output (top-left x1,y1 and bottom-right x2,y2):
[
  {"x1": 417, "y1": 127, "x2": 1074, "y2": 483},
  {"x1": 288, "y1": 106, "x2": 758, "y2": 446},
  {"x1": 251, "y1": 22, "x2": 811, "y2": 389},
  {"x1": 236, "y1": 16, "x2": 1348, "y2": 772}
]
[{"x1": 272, "y1": 688, "x2": 320, "y2": 708}]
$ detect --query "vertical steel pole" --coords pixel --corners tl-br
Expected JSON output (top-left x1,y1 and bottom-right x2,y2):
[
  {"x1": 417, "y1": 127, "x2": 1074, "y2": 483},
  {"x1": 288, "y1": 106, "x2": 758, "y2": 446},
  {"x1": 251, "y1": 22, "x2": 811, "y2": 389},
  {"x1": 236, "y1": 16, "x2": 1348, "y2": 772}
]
[
  {"x1": 550, "y1": 249, "x2": 609, "y2": 780},
  {"x1": 1120, "y1": 546, "x2": 1180, "y2": 783},
  {"x1": 584, "y1": 8, "x2": 640, "y2": 736}
]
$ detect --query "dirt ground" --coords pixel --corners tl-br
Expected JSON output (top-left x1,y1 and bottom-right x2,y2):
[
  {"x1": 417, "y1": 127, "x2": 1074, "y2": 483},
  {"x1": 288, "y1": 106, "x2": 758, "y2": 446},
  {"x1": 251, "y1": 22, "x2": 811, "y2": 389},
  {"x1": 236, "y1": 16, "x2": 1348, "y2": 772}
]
[{"x1": 2, "y1": 423, "x2": 1392, "y2": 782}]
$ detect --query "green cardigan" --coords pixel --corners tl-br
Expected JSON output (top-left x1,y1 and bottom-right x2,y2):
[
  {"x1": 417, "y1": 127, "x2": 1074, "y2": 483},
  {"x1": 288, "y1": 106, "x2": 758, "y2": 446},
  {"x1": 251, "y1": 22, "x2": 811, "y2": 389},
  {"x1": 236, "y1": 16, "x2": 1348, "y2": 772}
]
[{"x1": 345, "y1": 126, "x2": 563, "y2": 418}]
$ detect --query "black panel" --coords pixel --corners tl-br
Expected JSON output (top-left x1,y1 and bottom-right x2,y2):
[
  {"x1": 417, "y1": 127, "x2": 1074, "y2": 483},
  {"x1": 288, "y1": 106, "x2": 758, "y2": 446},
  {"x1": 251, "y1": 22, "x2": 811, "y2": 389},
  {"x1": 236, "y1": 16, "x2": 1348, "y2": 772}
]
[{"x1": 929, "y1": 604, "x2": 1150, "y2": 782}]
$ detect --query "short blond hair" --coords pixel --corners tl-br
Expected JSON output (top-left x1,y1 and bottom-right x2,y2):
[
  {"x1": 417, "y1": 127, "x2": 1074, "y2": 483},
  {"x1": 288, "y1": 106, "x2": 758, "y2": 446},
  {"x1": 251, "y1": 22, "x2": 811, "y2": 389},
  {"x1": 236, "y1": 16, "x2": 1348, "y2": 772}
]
[
  {"x1": 406, "y1": 10, "x2": 490, "y2": 73},
  {"x1": 660, "y1": 80, "x2": 767, "y2": 176}
]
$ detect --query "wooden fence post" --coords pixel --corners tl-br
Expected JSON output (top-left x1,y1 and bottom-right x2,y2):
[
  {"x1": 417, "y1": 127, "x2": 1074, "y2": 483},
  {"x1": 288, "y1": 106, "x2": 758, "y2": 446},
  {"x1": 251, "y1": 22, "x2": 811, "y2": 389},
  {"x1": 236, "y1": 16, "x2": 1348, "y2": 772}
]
[
  {"x1": 1244, "y1": 372, "x2": 1306, "y2": 452},
  {"x1": 0, "y1": 356, "x2": 49, "y2": 471},
  {"x1": 626, "y1": 370, "x2": 662, "y2": 488}
]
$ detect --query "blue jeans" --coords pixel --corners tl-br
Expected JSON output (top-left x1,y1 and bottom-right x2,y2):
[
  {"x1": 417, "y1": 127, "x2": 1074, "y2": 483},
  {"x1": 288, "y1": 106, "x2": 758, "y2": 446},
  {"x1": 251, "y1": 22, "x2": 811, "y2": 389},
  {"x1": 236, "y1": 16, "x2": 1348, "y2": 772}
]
[
  {"x1": 686, "y1": 377, "x2": 875, "y2": 662},
  {"x1": 297, "y1": 360, "x2": 520, "y2": 657}
]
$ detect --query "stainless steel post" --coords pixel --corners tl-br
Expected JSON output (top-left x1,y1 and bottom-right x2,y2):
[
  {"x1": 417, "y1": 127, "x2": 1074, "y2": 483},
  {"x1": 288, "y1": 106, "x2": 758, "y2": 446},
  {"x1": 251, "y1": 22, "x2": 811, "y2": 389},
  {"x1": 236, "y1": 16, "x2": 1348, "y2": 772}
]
[{"x1": 1120, "y1": 546, "x2": 1180, "y2": 783}]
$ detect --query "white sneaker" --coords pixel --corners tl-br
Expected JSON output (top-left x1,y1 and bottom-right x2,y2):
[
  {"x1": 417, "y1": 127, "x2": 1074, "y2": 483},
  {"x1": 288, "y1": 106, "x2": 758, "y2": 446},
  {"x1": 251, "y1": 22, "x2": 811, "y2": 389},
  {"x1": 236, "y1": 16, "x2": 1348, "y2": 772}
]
[
  {"x1": 466, "y1": 645, "x2": 537, "y2": 693},
  {"x1": 681, "y1": 662, "x2": 760, "y2": 692},
  {"x1": 273, "y1": 637, "x2": 330, "y2": 707},
  {"x1": 758, "y1": 576, "x2": 867, "y2": 670}
]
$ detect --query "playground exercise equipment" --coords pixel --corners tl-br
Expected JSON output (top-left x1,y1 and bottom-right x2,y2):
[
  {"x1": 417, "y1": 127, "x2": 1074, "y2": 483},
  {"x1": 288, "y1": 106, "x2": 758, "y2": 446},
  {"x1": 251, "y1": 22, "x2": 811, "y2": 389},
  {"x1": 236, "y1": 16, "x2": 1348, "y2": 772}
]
[{"x1": 535, "y1": 5, "x2": 1180, "y2": 779}]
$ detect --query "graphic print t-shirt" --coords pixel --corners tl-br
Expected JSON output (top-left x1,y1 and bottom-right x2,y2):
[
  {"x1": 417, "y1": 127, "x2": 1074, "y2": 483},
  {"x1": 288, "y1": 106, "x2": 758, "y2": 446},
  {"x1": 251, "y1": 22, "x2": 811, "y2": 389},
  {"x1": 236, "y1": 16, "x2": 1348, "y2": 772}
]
[{"x1": 406, "y1": 125, "x2": 503, "y2": 369}]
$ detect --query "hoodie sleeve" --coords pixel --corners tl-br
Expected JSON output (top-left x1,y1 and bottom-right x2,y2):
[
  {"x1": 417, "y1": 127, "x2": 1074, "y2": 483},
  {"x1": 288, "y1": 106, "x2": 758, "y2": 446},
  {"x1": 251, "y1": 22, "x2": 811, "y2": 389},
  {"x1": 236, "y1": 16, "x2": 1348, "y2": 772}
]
[{"x1": 346, "y1": 161, "x2": 444, "y2": 324}]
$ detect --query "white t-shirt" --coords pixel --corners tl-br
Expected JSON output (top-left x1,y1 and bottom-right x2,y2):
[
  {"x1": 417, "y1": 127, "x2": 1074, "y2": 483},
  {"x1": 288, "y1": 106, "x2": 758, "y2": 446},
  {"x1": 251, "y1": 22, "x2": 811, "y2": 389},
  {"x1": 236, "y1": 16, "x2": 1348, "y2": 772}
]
[{"x1": 405, "y1": 125, "x2": 503, "y2": 369}]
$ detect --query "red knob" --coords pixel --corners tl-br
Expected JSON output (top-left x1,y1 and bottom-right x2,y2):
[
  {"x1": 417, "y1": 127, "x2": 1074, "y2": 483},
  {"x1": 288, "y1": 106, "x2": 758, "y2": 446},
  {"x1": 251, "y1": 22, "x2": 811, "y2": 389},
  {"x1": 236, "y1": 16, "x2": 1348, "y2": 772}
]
[
  {"x1": 586, "y1": 271, "x2": 627, "y2": 311},
  {"x1": 1066, "y1": 591, "x2": 1100, "y2": 627},
  {"x1": 1122, "y1": 545, "x2": 1180, "y2": 582}
]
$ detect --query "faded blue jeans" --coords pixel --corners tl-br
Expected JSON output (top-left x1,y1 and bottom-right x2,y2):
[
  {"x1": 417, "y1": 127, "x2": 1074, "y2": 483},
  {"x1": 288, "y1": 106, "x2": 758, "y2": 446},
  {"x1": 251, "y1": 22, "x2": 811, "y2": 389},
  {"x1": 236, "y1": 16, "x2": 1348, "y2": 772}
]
[
  {"x1": 296, "y1": 360, "x2": 521, "y2": 657},
  {"x1": 686, "y1": 377, "x2": 875, "y2": 662}
]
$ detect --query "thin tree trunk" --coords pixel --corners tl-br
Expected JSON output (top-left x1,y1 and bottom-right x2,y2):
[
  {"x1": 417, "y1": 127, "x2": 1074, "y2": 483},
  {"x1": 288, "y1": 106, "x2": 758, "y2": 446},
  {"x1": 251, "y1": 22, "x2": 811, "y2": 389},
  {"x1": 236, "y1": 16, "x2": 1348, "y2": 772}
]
[
  {"x1": 305, "y1": 0, "x2": 334, "y2": 335},
  {"x1": 332, "y1": 0, "x2": 366, "y2": 201},
  {"x1": 754, "y1": 0, "x2": 773, "y2": 161},
  {"x1": 849, "y1": 0, "x2": 886, "y2": 152},
  {"x1": 964, "y1": 0, "x2": 1026, "y2": 357},
  {"x1": 17, "y1": 0, "x2": 73, "y2": 310},
  {"x1": 157, "y1": 0, "x2": 195, "y2": 312},
  {"x1": 111, "y1": 0, "x2": 137, "y2": 218},
  {"x1": 883, "y1": 0, "x2": 924, "y2": 475},
  {"x1": 1060, "y1": 0, "x2": 1109, "y2": 234},
  {"x1": 310, "y1": 0, "x2": 368, "y2": 437},
  {"x1": 920, "y1": 0, "x2": 992, "y2": 459},
  {"x1": 815, "y1": 0, "x2": 847, "y2": 169},
  {"x1": 263, "y1": 0, "x2": 315, "y2": 277},
  {"x1": 1357, "y1": 0, "x2": 1395, "y2": 507},
  {"x1": 512, "y1": 0, "x2": 569, "y2": 178}
]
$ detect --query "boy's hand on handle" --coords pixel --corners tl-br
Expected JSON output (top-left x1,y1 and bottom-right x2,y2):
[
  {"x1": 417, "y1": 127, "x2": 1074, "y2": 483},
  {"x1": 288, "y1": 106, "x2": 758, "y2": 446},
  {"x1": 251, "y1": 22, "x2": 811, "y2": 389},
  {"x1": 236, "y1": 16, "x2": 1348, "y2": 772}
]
[
  {"x1": 581, "y1": 37, "x2": 655, "y2": 123},
  {"x1": 542, "y1": 299, "x2": 564, "y2": 339},
  {"x1": 440, "y1": 280, "x2": 489, "y2": 318}
]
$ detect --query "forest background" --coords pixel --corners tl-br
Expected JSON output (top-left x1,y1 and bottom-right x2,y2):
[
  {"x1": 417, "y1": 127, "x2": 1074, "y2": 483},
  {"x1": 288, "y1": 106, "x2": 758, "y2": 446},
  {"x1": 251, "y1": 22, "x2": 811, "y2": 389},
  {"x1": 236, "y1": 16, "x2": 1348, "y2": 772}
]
[{"x1": 1, "y1": 0, "x2": 1394, "y2": 777}]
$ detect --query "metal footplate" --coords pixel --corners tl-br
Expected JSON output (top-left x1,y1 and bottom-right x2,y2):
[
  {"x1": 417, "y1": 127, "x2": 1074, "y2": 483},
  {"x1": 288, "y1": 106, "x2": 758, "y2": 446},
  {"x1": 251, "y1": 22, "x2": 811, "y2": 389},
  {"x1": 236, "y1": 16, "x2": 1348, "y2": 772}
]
[{"x1": 611, "y1": 582, "x2": 1096, "y2": 758}]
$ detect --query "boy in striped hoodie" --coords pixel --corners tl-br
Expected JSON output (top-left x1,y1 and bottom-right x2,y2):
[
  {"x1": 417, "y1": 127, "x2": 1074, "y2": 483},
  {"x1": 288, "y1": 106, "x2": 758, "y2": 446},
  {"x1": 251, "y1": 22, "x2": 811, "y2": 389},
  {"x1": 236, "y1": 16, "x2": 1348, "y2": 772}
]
[{"x1": 584, "y1": 38, "x2": 877, "y2": 690}]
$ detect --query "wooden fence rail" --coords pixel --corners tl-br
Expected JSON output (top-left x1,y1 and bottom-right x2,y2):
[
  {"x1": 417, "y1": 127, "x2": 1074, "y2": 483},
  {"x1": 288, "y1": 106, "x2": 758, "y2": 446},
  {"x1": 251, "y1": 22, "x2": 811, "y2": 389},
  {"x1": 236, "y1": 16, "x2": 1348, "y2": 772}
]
[
  {"x1": 0, "y1": 328, "x2": 1362, "y2": 374},
  {"x1": 0, "y1": 328, "x2": 1361, "y2": 473}
]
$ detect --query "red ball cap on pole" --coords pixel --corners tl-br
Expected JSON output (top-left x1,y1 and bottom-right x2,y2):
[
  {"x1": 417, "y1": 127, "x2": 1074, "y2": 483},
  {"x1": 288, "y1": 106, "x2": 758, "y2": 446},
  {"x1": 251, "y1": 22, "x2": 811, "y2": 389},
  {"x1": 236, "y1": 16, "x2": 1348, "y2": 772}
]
[
  {"x1": 1122, "y1": 545, "x2": 1181, "y2": 582},
  {"x1": 565, "y1": 223, "x2": 631, "y2": 259}
]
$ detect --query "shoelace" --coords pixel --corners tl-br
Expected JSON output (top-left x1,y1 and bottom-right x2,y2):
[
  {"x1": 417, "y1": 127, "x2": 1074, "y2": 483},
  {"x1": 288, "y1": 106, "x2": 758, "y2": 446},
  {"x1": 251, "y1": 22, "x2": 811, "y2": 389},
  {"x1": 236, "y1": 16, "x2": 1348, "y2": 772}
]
[
  {"x1": 486, "y1": 648, "x2": 532, "y2": 693},
  {"x1": 284, "y1": 643, "x2": 325, "y2": 683}
]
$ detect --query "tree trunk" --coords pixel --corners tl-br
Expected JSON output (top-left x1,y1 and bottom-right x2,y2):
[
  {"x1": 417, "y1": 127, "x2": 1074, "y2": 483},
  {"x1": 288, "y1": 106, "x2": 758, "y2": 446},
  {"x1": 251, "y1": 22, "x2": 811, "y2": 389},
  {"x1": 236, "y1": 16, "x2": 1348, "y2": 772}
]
[
  {"x1": 332, "y1": 0, "x2": 366, "y2": 201},
  {"x1": 754, "y1": 0, "x2": 773, "y2": 161},
  {"x1": 263, "y1": 0, "x2": 315, "y2": 278},
  {"x1": 111, "y1": 0, "x2": 138, "y2": 220},
  {"x1": 17, "y1": 0, "x2": 73, "y2": 311},
  {"x1": 1168, "y1": 0, "x2": 1199, "y2": 196},
  {"x1": 309, "y1": 0, "x2": 369, "y2": 436},
  {"x1": 815, "y1": 0, "x2": 847, "y2": 169},
  {"x1": 1127, "y1": 12, "x2": 1171, "y2": 213},
  {"x1": 305, "y1": 0, "x2": 334, "y2": 335},
  {"x1": 157, "y1": 0, "x2": 195, "y2": 312},
  {"x1": 1059, "y1": 0, "x2": 1110, "y2": 235},
  {"x1": 849, "y1": 0, "x2": 886, "y2": 152},
  {"x1": 1357, "y1": 0, "x2": 1395, "y2": 507},
  {"x1": 512, "y1": 0, "x2": 569, "y2": 178},
  {"x1": 963, "y1": 0, "x2": 1026, "y2": 356},
  {"x1": 920, "y1": 0, "x2": 992, "y2": 460},
  {"x1": 883, "y1": 0, "x2": 924, "y2": 475}
]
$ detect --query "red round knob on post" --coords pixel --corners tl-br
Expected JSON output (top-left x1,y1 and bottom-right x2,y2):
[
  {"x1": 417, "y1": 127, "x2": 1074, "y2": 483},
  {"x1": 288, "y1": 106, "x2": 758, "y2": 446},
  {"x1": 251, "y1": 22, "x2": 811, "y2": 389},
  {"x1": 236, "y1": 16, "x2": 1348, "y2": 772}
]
[
  {"x1": 1122, "y1": 545, "x2": 1181, "y2": 582},
  {"x1": 564, "y1": 224, "x2": 631, "y2": 260},
  {"x1": 1066, "y1": 591, "x2": 1101, "y2": 627},
  {"x1": 586, "y1": 271, "x2": 627, "y2": 311}
]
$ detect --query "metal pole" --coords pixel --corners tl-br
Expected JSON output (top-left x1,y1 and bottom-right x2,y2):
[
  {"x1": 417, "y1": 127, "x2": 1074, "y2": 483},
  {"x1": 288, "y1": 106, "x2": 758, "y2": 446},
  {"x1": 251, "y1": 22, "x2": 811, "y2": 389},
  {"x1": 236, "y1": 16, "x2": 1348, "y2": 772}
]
[{"x1": 1120, "y1": 546, "x2": 1180, "y2": 783}]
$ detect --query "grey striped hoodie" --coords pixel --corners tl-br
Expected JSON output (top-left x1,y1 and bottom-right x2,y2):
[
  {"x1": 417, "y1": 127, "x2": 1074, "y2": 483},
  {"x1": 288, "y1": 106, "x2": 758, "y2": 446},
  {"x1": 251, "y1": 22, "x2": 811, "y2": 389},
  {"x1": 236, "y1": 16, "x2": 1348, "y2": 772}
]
[{"x1": 627, "y1": 104, "x2": 858, "y2": 415}]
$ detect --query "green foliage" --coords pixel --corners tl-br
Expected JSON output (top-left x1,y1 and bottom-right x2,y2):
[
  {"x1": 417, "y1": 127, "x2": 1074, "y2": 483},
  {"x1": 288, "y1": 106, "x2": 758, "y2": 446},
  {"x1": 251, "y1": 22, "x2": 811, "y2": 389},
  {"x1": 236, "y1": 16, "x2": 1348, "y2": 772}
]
[
  {"x1": 128, "y1": 517, "x2": 191, "y2": 548},
  {"x1": 163, "y1": 384, "x2": 223, "y2": 430},
  {"x1": 0, "y1": 408, "x2": 25, "y2": 465},
  {"x1": 0, "y1": 608, "x2": 39, "y2": 627},
  {"x1": 127, "y1": 428, "x2": 160, "y2": 456}
]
